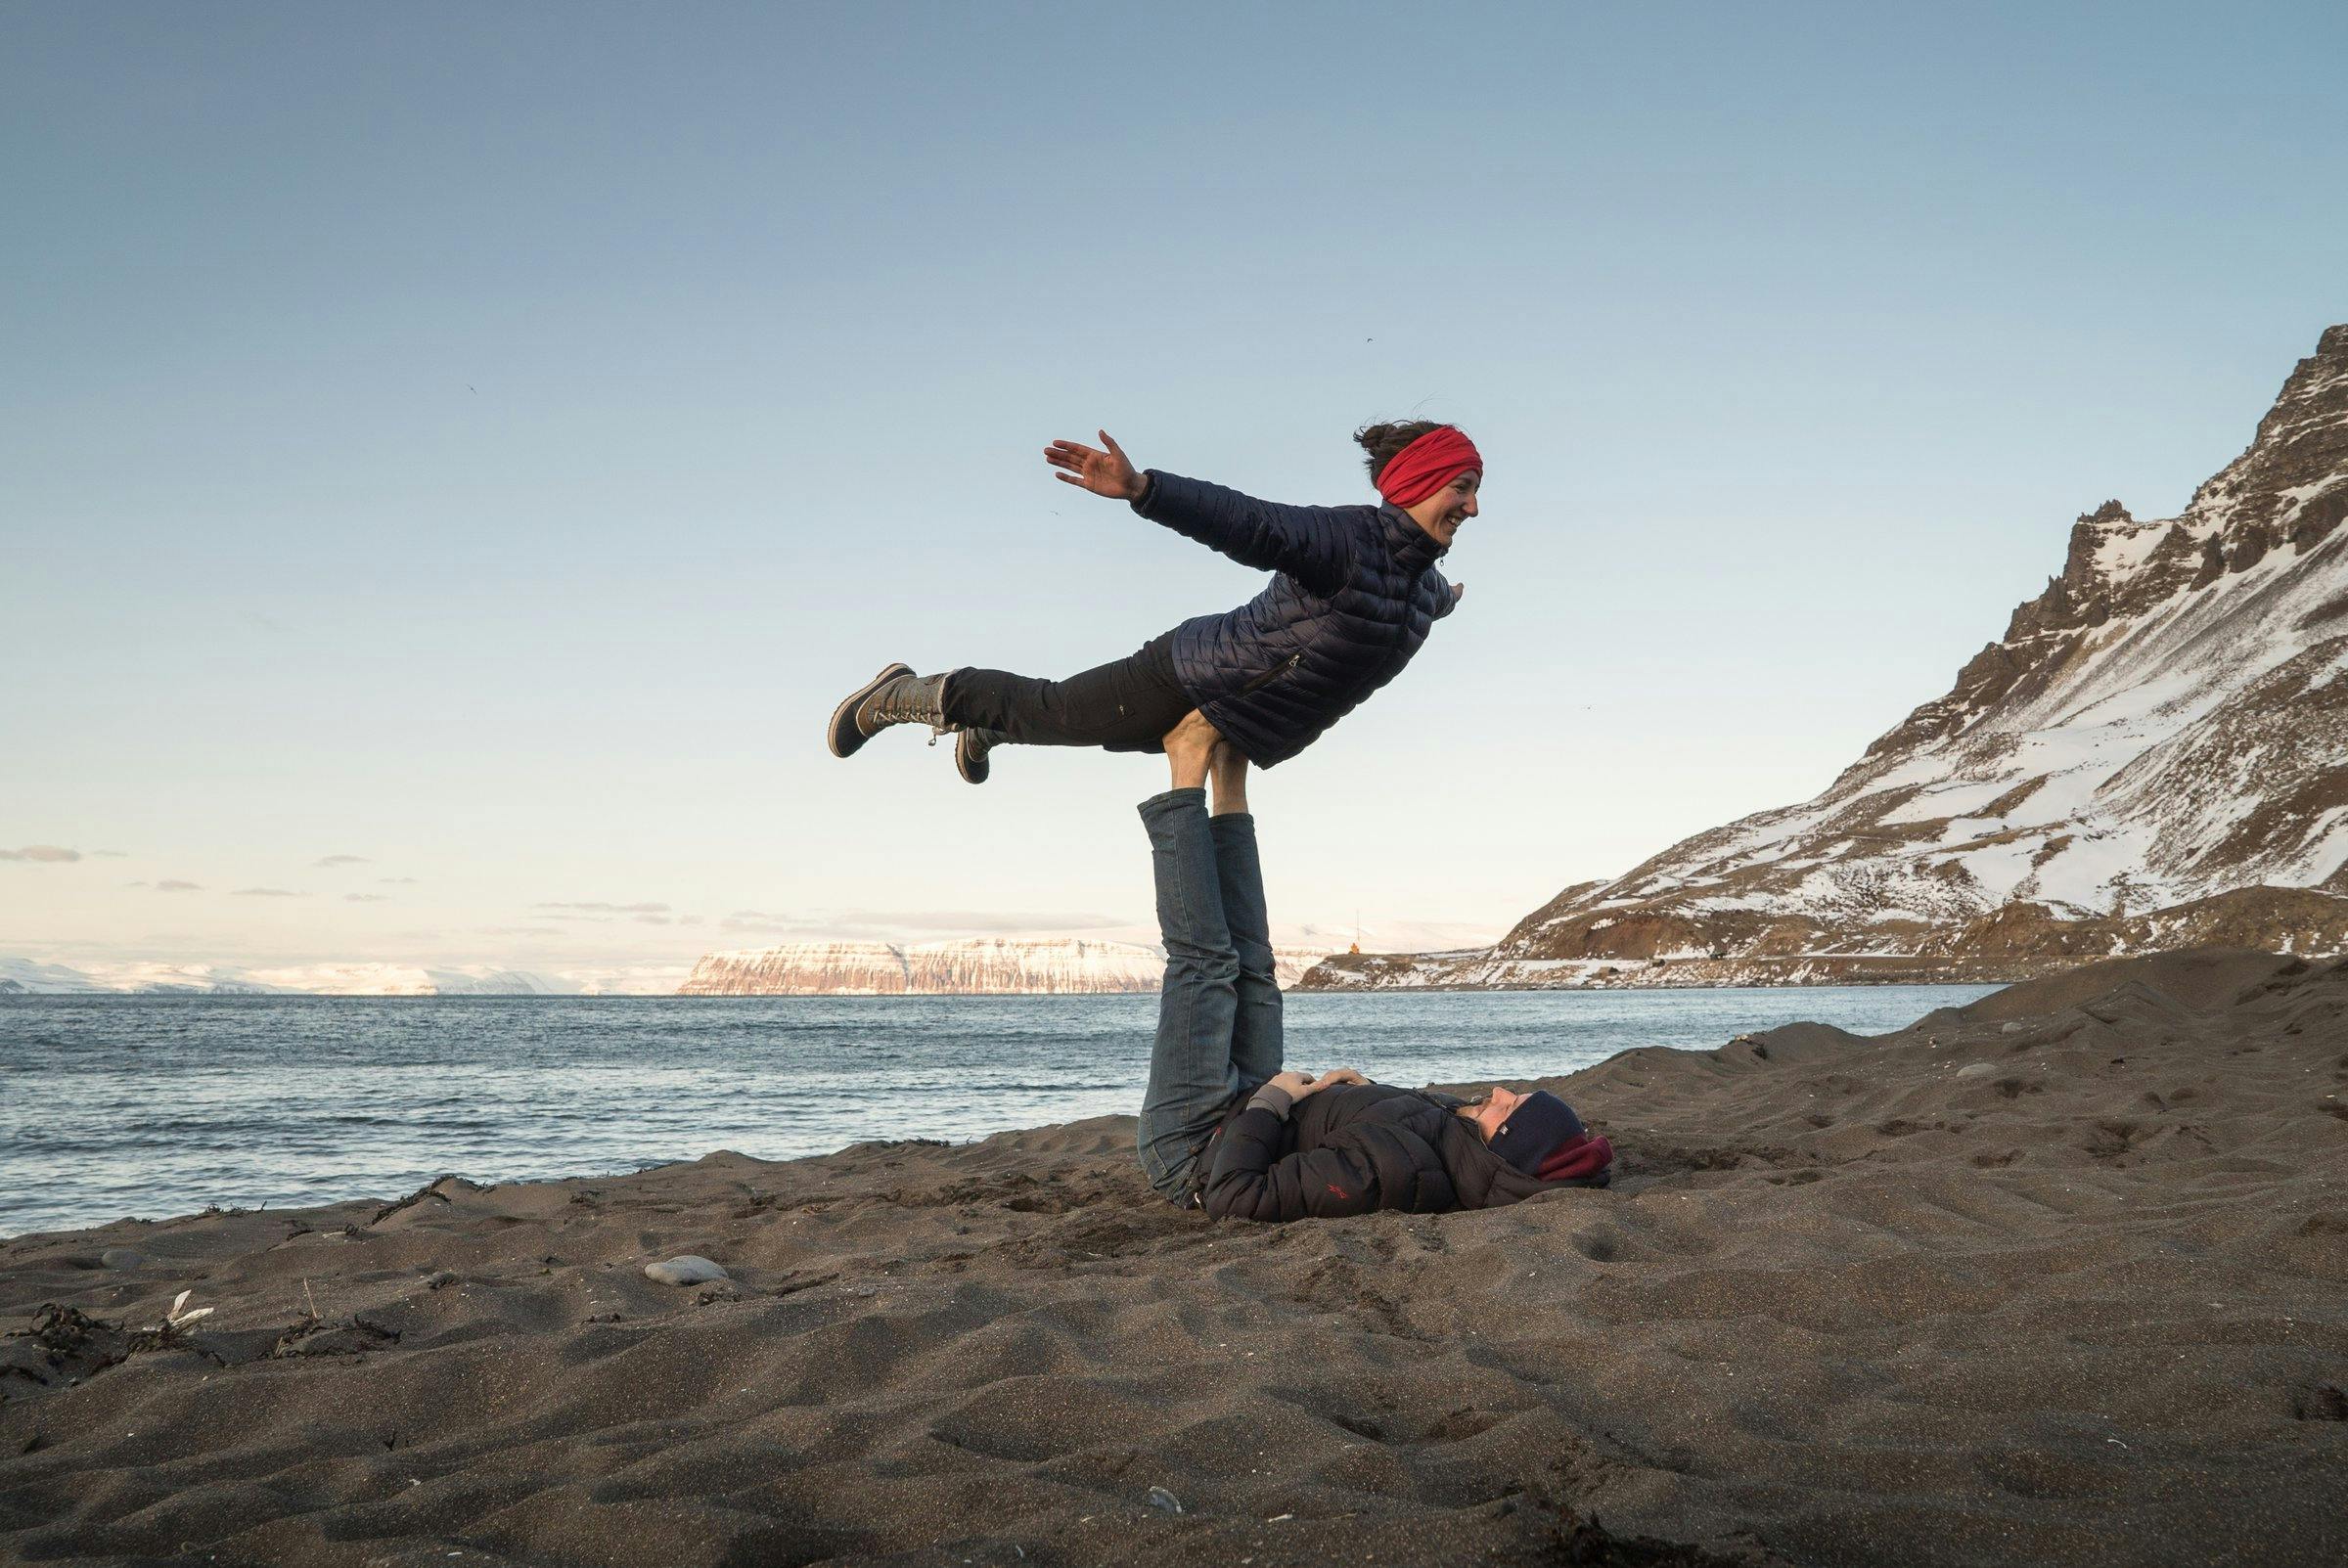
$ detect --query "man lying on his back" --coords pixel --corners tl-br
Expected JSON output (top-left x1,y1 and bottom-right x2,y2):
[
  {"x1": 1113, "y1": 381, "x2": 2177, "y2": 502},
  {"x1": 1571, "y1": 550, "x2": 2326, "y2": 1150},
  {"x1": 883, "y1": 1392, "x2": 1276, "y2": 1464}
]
[{"x1": 1134, "y1": 711, "x2": 1614, "y2": 1222}]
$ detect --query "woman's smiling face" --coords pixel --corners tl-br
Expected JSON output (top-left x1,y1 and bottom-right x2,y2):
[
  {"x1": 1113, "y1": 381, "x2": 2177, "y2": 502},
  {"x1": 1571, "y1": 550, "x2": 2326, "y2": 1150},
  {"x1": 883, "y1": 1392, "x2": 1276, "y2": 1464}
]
[{"x1": 1405, "y1": 470, "x2": 1480, "y2": 547}]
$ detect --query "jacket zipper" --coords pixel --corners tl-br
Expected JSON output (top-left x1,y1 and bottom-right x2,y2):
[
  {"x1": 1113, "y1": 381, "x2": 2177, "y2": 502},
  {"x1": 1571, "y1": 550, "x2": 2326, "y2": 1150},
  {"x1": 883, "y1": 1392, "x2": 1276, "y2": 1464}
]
[{"x1": 1237, "y1": 650, "x2": 1302, "y2": 695}]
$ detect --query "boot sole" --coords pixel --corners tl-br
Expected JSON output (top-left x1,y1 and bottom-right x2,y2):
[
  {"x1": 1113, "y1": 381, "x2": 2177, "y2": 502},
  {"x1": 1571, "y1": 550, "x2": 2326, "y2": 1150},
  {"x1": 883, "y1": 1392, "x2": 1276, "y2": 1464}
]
[
  {"x1": 955, "y1": 730, "x2": 990, "y2": 785},
  {"x1": 827, "y1": 661, "x2": 915, "y2": 758}
]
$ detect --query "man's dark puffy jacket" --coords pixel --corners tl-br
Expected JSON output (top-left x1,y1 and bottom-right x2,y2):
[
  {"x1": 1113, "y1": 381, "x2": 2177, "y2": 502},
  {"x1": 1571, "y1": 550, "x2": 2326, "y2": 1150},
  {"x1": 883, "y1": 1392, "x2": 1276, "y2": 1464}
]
[
  {"x1": 1133, "y1": 470, "x2": 1459, "y2": 768},
  {"x1": 1198, "y1": 1082, "x2": 1610, "y2": 1223}
]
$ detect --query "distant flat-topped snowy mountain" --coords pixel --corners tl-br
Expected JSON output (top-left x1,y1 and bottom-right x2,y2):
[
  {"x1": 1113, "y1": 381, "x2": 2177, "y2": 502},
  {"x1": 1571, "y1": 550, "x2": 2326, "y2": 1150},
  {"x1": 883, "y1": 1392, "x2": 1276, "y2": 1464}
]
[
  {"x1": 678, "y1": 936, "x2": 1335, "y2": 995},
  {"x1": 1307, "y1": 325, "x2": 2348, "y2": 990}
]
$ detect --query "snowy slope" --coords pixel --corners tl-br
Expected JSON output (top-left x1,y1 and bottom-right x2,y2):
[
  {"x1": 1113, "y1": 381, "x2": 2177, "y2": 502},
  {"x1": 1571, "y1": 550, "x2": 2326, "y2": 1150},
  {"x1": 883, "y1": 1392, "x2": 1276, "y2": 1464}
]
[
  {"x1": 1306, "y1": 325, "x2": 2348, "y2": 990},
  {"x1": 677, "y1": 936, "x2": 1336, "y2": 995},
  {"x1": 0, "y1": 958, "x2": 110, "y2": 994},
  {"x1": 238, "y1": 964, "x2": 579, "y2": 996},
  {"x1": 0, "y1": 959, "x2": 574, "y2": 996}
]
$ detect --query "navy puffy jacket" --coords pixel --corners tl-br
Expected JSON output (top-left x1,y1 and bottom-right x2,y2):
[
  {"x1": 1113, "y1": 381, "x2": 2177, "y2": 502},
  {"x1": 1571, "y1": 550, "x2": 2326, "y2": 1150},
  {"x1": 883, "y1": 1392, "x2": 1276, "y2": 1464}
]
[{"x1": 1132, "y1": 470, "x2": 1459, "y2": 767}]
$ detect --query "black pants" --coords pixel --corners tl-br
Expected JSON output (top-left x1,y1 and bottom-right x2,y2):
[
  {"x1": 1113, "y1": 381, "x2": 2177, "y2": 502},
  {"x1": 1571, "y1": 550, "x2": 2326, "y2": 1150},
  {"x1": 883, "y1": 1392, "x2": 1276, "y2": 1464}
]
[{"x1": 944, "y1": 632, "x2": 1194, "y2": 751}]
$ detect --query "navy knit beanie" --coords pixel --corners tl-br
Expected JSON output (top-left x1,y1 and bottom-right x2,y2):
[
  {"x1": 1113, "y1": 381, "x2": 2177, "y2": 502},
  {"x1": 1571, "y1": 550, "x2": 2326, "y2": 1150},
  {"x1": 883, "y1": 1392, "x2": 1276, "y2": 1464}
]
[{"x1": 1488, "y1": 1091, "x2": 1587, "y2": 1175}]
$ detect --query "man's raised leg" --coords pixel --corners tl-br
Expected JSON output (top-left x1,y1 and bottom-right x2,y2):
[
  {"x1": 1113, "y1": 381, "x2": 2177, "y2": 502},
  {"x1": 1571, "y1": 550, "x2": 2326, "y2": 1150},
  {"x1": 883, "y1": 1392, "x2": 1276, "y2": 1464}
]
[
  {"x1": 1208, "y1": 743, "x2": 1283, "y2": 1094},
  {"x1": 1134, "y1": 713, "x2": 1242, "y2": 1203}
]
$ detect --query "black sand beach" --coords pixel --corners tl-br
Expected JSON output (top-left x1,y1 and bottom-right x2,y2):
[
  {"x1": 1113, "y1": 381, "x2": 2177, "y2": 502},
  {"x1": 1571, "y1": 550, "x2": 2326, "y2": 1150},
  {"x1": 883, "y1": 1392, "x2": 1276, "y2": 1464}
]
[{"x1": 4, "y1": 950, "x2": 2344, "y2": 1566}]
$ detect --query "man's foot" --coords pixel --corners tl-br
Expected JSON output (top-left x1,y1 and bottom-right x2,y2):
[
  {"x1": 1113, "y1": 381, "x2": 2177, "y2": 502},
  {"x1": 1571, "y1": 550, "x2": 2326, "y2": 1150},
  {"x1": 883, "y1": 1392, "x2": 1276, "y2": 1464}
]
[
  {"x1": 955, "y1": 727, "x2": 1007, "y2": 784},
  {"x1": 1161, "y1": 710, "x2": 1223, "y2": 791},
  {"x1": 827, "y1": 663, "x2": 950, "y2": 758}
]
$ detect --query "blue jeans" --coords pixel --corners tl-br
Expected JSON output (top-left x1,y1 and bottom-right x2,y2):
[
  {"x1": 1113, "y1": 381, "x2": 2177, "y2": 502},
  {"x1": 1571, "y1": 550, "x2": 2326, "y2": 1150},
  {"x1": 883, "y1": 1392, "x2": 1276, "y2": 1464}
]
[{"x1": 1135, "y1": 787, "x2": 1284, "y2": 1204}]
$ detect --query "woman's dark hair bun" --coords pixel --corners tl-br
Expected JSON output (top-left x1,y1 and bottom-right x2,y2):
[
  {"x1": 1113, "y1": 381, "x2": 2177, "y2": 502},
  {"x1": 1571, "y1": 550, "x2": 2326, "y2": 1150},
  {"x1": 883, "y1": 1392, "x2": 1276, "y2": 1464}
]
[{"x1": 1352, "y1": 420, "x2": 1450, "y2": 484}]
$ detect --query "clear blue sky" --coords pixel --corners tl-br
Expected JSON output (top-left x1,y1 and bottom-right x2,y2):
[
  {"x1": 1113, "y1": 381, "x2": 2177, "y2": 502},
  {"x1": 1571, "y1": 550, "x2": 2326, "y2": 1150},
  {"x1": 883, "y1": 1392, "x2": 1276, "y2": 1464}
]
[{"x1": 5, "y1": 1, "x2": 2343, "y2": 981}]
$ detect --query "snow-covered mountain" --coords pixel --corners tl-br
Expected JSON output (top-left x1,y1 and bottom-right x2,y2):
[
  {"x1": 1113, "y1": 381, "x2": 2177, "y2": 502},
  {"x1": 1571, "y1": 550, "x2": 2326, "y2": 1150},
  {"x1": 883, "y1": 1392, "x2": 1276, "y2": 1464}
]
[
  {"x1": 678, "y1": 936, "x2": 1335, "y2": 995},
  {"x1": 0, "y1": 958, "x2": 111, "y2": 995},
  {"x1": 1307, "y1": 325, "x2": 2348, "y2": 990},
  {"x1": 240, "y1": 964, "x2": 579, "y2": 997},
  {"x1": 0, "y1": 960, "x2": 576, "y2": 996}
]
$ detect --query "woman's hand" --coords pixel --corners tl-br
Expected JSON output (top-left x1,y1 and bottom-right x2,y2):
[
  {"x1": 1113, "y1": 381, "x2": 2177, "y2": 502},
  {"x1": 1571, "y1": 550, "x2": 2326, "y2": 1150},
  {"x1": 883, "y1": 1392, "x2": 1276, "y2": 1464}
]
[{"x1": 1045, "y1": 430, "x2": 1145, "y2": 500}]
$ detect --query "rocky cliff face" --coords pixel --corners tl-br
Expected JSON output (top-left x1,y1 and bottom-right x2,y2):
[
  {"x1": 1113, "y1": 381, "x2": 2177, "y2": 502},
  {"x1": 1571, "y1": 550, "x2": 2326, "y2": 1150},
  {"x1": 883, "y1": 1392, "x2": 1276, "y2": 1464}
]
[
  {"x1": 678, "y1": 936, "x2": 1332, "y2": 996},
  {"x1": 1306, "y1": 326, "x2": 2348, "y2": 991}
]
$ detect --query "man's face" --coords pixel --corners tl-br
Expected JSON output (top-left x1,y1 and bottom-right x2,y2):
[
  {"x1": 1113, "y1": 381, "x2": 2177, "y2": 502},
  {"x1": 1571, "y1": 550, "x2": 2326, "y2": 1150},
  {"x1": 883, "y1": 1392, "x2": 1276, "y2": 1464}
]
[{"x1": 1468, "y1": 1085, "x2": 1525, "y2": 1142}]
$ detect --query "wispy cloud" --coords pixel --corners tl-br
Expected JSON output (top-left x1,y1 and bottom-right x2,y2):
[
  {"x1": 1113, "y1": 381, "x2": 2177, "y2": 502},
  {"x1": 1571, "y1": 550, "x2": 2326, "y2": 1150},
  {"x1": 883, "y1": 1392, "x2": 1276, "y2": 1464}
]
[
  {"x1": 344, "y1": 893, "x2": 390, "y2": 903},
  {"x1": 720, "y1": 910, "x2": 801, "y2": 932},
  {"x1": 315, "y1": 854, "x2": 370, "y2": 868},
  {"x1": 1, "y1": 845, "x2": 81, "y2": 863},
  {"x1": 232, "y1": 887, "x2": 305, "y2": 898},
  {"x1": 535, "y1": 901, "x2": 670, "y2": 915},
  {"x1": 378, "y1": 876, "x2": 419, "y2": 885},
  {"x1": 838, "y1": 909, "x2": 1127, "y2": 933},
  {"x1": 153, "y1": 879, "x2": 202, "y2": 893}
]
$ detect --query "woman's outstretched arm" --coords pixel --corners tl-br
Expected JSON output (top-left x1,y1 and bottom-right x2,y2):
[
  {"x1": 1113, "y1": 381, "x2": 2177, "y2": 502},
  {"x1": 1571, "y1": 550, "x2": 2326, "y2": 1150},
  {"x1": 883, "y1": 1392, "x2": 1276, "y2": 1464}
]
[{"x1": 1045, "y1": 431, "x2": 1354, "y2": 594}]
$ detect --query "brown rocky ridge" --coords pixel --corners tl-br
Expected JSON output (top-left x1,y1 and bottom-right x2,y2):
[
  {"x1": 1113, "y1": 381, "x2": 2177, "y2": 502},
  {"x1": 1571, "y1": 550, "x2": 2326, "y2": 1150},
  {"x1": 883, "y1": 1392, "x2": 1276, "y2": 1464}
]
[{"x1": 1307, "y1": 326, "x2": 2348, "y2": 991}]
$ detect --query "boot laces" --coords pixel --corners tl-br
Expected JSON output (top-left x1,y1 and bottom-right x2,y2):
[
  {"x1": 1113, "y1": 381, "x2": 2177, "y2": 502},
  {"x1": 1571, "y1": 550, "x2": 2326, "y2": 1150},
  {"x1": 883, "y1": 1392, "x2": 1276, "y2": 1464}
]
[{"x1": 867, "y1": 675, "x2": 957, "y2": 742}]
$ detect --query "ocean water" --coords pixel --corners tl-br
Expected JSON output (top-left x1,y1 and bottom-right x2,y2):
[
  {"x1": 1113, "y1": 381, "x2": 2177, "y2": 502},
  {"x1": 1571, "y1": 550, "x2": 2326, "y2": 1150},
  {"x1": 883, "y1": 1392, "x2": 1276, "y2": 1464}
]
[{"x1": 0, "y1": 986, "x2": 1995, "y2": 1238}]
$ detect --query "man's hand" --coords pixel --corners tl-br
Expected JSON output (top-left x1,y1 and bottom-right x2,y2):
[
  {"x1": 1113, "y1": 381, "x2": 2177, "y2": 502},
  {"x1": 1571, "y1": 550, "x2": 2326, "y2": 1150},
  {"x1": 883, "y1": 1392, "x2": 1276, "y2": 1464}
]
[
  {"x1": 1045, "y1": 430, "x2": 1145, "y2": 500},
  {"x1": 1265, "y1": 1067, "x2": 1368, "y2": 1101}
]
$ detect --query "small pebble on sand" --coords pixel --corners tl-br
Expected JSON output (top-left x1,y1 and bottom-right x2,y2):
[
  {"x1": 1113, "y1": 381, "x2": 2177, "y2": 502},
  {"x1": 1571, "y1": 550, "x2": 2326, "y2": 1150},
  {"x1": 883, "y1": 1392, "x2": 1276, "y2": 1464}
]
[
  {"x1": 644, "y1": 1256, "x2": 729, "y2": 1286},
  {"x1": 99, "y1": 1249, "x2": 151, "y2": 1270},
  {"x1": 1955, "y1": 1061, "x2": 1998, "y2": 1079}
]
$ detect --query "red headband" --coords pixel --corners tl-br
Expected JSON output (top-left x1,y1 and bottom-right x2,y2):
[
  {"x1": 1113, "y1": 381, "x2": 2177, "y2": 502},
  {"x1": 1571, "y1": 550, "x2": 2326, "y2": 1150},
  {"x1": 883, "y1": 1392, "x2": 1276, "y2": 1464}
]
[{"x1": 1375, "y1": 426, "x2": 1482, "y2": 508}]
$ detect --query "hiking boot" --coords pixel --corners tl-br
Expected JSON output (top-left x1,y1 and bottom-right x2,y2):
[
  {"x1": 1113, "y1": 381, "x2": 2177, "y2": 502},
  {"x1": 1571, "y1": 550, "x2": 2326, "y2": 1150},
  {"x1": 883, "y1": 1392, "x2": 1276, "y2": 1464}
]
[
  {"x1": 955, "y1": 727, "x2": 1008, "y2": 784},
  {"x1": 827, "y1": 664, "x2": 952, "y2": 757}
]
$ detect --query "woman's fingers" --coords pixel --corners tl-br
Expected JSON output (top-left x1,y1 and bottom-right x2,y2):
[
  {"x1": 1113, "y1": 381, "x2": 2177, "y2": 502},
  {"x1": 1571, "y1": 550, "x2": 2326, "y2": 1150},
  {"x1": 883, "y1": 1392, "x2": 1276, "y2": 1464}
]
[{"x1": 1045, "y1": 436, "x2": 1130, "y2": 497}]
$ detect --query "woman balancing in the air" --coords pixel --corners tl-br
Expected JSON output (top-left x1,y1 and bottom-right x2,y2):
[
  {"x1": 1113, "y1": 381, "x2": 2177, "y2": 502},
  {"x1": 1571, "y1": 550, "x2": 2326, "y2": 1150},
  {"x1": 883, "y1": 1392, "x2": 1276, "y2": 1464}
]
[{"x1": 826, "y1": 422, "x2": 1480, "y2": 782}]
